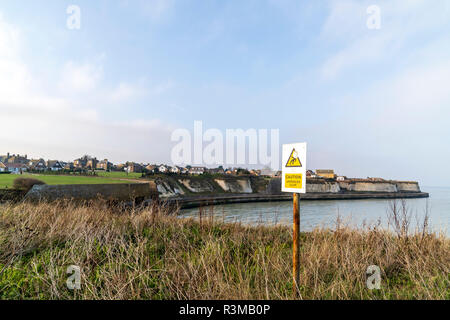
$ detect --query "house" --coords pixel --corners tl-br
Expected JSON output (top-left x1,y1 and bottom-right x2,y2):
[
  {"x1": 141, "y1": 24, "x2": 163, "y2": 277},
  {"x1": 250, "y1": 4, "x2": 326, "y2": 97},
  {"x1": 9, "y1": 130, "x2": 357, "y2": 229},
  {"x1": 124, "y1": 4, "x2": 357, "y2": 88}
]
[
  {"x1": 47, "y1": 160, "x2": 63, "y2": 171},
  {"x1": 0, "y1": 153, "x2": 28, "y2": 164},
  {"x1": 115, "y1": 163, "x2": 126, "y2": 171},
  {"x1": 126, "y1": 162, "x2": 143, "y2": 173},
  {"x1": 189, "y1": 166, "x2": 206, "y2": 175},
  {"x1": 64, "y1": 162, "x2": 75, "y2": 171},
  {"x1": 249, "y1": 169, "x2": 261, "y2": 176},
  {"x1": 336, "y1": 176, "x2": 346, "y2": 181},
  {"x1": 145, "y1": 165, "x2": 156, "y2": 173},
  {"x1": 0, "y1": 162, "x2": 7, "y2": 172},
  {"x1": 170, "y1": 166, "x2": 181, "y2": 174},
  {"x1": 158, "y1": 165, "x2": 169, "y2": 173},
  {"x1": 6, "y1": 163, "x2": 29, "y2": 174},
  {"x1": 86, "y1": 158, "x2": 98, "y2": 170},
  {"x1": 316, "y1": 170, "x2": 336, "y2": 179},
  {"x1": 180, "y1": 167, "x2": 189, "y2": 174},
  {"x1": 97, "y1": 159, "x2": 113, "y2": 171},
  {"x1": 74, "y1": 155, "x2": 97, "y2": 169},
  {"x1": 306, "y1": 170, "x2": 316, "y2": 177},
  {"x1": 207, "y1": 167, "x2": 225, "y2": 175},
  {"x1": 28, "y1": 159, "x2": 47, "y2": 171}
]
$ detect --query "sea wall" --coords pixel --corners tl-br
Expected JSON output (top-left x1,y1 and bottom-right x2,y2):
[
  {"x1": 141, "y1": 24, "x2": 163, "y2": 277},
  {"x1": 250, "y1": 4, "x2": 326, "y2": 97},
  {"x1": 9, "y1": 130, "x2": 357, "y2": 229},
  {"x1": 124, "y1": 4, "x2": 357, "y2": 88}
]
[
  {"x1": 24, "y1": 183, "x2": 158, "y2": 202},
  {"x1": 307, "y1": 182, "x2": 341, "y2": 193},
  {"x1": 395, "y1": 182, "x2": 421, "y2": 192},
  {"x1": 340, "y1": 182, "x2": 398, "y2": 193}
]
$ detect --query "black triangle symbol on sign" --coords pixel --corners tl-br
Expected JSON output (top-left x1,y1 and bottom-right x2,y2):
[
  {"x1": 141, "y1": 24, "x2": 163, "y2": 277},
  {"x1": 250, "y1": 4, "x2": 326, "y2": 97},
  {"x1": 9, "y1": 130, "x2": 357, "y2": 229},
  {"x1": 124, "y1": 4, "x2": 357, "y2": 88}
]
[{"x1": 286, "y1": 148, "x2": 302, "y2": 167}]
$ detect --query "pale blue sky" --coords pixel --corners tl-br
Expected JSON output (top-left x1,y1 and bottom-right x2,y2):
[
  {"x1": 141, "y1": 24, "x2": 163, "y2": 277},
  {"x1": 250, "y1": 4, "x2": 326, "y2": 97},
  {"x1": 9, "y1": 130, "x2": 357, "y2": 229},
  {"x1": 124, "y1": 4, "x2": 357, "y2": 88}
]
[{"x1": 1, "y1": 0, "x2": 450, "y2": 186}]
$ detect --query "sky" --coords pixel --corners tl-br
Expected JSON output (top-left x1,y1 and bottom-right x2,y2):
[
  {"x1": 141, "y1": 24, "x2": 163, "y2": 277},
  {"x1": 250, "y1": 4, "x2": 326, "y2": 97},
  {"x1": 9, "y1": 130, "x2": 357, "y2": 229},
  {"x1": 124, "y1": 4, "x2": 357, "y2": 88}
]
[{"x1": 1, "y1": 0, "x2": 450, "y2": 186}]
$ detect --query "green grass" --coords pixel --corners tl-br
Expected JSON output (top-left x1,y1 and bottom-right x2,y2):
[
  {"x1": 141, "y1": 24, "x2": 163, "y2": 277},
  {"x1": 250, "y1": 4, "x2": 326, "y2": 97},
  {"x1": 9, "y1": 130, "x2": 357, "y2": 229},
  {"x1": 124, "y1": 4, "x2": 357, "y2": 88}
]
[
  {"x1": 0, "y1": 202, "x2": 448, "y2": 300},
  {"x1": 95, "y1": 171, "x2": 142, "y2": 179},
  {"x1": 0, "y1": 174, "x2": 131, "y2": 189}
]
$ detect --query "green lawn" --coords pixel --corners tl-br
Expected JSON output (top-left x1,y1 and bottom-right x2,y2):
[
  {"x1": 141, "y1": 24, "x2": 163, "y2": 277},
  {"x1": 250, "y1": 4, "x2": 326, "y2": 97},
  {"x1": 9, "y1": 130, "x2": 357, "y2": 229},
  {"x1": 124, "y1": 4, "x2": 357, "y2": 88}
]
[
  {"x1": 95, "y1": 171, "x2": 142, "y2": 179},
  {"x1": 0, "y1": 173, "x2": 132, "y2": 189}
]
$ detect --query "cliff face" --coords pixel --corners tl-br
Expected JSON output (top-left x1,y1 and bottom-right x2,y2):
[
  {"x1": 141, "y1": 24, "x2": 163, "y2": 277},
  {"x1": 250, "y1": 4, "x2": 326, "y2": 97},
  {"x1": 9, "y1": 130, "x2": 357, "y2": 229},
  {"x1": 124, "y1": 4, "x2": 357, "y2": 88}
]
[
  {"x1": 153, "y1": 176, "x2": 422, "y2": 197},
  {"x1": 214, "y1": 179, "x2": 253, "y2": 193},
  {"x1": 155, "y1": 176, "x2": 259, "y2": 197}
]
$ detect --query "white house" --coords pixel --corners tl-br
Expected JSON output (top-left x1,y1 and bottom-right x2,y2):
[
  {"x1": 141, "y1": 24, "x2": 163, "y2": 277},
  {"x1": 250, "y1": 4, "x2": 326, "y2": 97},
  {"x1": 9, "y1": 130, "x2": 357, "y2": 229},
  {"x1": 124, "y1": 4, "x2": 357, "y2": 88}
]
[
  {"x1": 180, "y1": 167, "x2": 189, "y2": 174},
  {"x1": 158, "y1": 165, "x2": 169, "y2": 173},
  {"x1": 170, "y1": 166, "x2": 181, "y2": 174},
  {"x1": 6, "y1": 163, "x2": 28, "y2": 174},
  {"x1": 189, "y1": 166, "x2": 206, "y2": 175},
  {"x1": 0, "y1": 162, "x2": 6, "y2": 172}
]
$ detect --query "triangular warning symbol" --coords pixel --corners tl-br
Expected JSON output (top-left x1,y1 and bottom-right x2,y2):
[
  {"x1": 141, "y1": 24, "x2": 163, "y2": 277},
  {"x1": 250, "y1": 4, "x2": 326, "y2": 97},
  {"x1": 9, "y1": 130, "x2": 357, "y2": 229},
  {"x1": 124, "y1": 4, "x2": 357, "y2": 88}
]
[{"x1": 286, "y1": 148, "x2": 302, "y2": 167}]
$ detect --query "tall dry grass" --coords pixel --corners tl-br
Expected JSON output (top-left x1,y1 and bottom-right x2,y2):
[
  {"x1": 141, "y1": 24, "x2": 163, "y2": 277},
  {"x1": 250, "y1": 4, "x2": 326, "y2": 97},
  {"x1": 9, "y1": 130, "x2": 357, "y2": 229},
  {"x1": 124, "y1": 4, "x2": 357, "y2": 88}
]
[{"x1": 0, "y1": 200, "x2": 448, "y2": 300}]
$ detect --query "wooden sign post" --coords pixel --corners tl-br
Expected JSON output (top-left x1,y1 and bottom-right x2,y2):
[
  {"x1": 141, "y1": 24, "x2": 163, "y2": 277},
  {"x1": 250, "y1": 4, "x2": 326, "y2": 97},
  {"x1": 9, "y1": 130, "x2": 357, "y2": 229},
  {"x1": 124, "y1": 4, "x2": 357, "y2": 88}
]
[
  {"x1": 293, "y1": 192, "x2": 300, "y2": 296},
  {"x1": 281, "y1": 143, "x2": 307, "y2": 298}
]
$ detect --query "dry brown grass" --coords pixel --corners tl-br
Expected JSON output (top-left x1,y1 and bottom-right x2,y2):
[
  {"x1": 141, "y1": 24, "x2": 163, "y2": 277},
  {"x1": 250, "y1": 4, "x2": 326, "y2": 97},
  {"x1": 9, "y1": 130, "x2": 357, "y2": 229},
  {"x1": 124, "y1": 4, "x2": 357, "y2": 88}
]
[{"x1": 0, "y1": 200, "x2": 448, "y2": 300}]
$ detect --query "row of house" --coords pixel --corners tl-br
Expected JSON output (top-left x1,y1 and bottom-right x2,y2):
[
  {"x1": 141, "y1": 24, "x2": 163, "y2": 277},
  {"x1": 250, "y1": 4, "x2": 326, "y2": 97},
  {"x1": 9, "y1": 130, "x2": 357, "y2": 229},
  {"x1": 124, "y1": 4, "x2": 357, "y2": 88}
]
[
  {"x1": 1, "y1": 152, "x2": 346, "y2": 179},
  {"x1": 0, "y1": 160, "x2": 64, "y2": 174}
]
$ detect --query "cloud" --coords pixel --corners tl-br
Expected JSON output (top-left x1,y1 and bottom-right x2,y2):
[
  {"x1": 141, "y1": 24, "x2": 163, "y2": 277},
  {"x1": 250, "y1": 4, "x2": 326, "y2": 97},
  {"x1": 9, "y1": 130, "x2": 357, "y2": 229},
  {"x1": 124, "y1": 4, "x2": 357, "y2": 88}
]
[
  {"x1": 59, "y1": 61, "x2": 103, "y2": 93},
  {"x1": 319, "y1": 0, "x2": 450, "y2": 79},
  {"x1": 119, "y1": 0, "x2": 175, "y2": 22},
  {"x1": 0, "y1": 14, "x2": 176, "y2": 164}
]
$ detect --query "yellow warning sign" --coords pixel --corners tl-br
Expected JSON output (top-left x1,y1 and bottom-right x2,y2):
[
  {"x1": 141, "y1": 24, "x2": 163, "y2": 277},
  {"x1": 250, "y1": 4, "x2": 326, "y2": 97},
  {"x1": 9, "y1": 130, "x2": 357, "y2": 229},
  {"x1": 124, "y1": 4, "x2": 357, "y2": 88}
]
[
  {"x1": 285, "y1": 149, "x2": 302, "y2": 167},
  {"x1": 285, "y1": 174, "x2": 303, "y2": 189}
]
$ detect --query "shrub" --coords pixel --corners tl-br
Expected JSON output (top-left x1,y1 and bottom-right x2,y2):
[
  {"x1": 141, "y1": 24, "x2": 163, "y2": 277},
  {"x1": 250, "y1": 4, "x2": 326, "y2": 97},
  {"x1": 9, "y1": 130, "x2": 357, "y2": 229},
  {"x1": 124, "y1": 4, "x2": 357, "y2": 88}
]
[{"x1": 12, "y1": 177, "x2": 46, "y2": 191}]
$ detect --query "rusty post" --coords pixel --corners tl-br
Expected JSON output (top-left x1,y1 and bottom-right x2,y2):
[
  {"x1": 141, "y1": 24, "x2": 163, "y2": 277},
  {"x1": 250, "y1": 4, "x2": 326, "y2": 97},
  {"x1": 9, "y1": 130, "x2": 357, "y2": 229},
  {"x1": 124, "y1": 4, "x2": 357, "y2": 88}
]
[{"x1": 293, "y1": 192, "x2": 300, "y2": 297}]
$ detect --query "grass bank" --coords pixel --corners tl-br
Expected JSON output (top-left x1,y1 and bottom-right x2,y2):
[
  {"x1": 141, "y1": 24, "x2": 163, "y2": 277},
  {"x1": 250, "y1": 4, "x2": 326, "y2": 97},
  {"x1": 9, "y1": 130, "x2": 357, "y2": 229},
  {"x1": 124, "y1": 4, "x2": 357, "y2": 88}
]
[
  {"x1": 0, "y1": 202, "x2": 448, "y2": 300},
  {"x1": 0, "y1": 174, "x2": 130, "y2": 189}
]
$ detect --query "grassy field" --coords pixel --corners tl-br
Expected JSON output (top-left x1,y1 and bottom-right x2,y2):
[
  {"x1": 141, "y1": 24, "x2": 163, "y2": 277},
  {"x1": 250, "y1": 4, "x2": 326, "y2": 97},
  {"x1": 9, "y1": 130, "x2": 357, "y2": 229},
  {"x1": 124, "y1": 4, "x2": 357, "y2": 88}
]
[
  {"x1": 0, "y1": 201, "x2": 448, "y2": 300},
  {"x1": 0, "y1": 174, "x2": 130, "y2": 189},
  {"x1": 95, "y1": 171, "x2": 143, "y2": 179}
]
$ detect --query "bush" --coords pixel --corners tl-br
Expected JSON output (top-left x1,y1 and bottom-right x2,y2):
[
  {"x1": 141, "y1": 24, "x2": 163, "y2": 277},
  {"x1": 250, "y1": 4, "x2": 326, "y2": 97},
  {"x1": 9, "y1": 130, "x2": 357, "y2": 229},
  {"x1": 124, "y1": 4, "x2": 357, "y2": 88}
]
[{"x1": 12, "y1": 177, "x2": 46, "y2": 191}]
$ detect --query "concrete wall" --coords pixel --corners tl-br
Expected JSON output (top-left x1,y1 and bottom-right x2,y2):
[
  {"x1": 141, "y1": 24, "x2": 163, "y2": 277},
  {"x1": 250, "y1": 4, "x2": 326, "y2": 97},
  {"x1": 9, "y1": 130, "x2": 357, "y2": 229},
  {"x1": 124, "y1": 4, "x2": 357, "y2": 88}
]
[
  {"x1": 395, "y1": 182, "x2": 421, "y2": 192},
  {"x1": 24, "y1": 183, "x2": 158, "y2": 202},
  {"x1": 306, "y1": 182, "x2": 341, "y2": 193},
  {"x1": 266, "y1": 178, "x2": 341, "y2": 194},
  {"x1": 339, "y1": 182, "x2": 398, "y2": 193}
]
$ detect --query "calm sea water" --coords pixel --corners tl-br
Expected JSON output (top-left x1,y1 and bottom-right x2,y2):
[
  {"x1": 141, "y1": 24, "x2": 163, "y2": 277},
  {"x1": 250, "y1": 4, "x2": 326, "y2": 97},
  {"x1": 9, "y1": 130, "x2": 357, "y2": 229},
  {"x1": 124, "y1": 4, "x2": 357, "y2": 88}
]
[{"x1": 181, "y1": 186, "x2": 450, "y2": 236}]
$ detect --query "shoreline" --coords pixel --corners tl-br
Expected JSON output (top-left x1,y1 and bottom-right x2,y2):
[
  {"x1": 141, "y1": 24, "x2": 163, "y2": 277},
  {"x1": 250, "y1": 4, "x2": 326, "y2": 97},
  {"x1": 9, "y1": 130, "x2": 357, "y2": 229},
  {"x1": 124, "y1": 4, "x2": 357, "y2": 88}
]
[{"x1": 164, "y1": 192, "x2": 430, "y2": 209}]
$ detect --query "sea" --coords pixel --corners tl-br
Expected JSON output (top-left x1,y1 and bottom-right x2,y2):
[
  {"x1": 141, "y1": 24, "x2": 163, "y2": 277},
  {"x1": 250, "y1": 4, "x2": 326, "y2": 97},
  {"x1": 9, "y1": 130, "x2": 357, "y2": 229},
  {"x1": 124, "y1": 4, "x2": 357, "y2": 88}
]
[{"x1": 181, "y1": 186, "x2": 450, "y2": 236}]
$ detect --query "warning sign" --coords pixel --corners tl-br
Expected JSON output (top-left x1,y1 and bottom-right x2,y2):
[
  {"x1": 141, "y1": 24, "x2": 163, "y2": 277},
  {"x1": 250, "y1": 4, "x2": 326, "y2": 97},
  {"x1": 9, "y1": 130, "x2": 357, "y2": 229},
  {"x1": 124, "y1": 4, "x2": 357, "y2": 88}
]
[
  {"x1": 285, "y1": 149, "x2": 302, "y2": 167},
  {"x1": 282, "y1": 143, "x2": 307, "y2": 193},
  {"x1": 285, "y1": 174, "x2": 303, "y2": 189}
]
